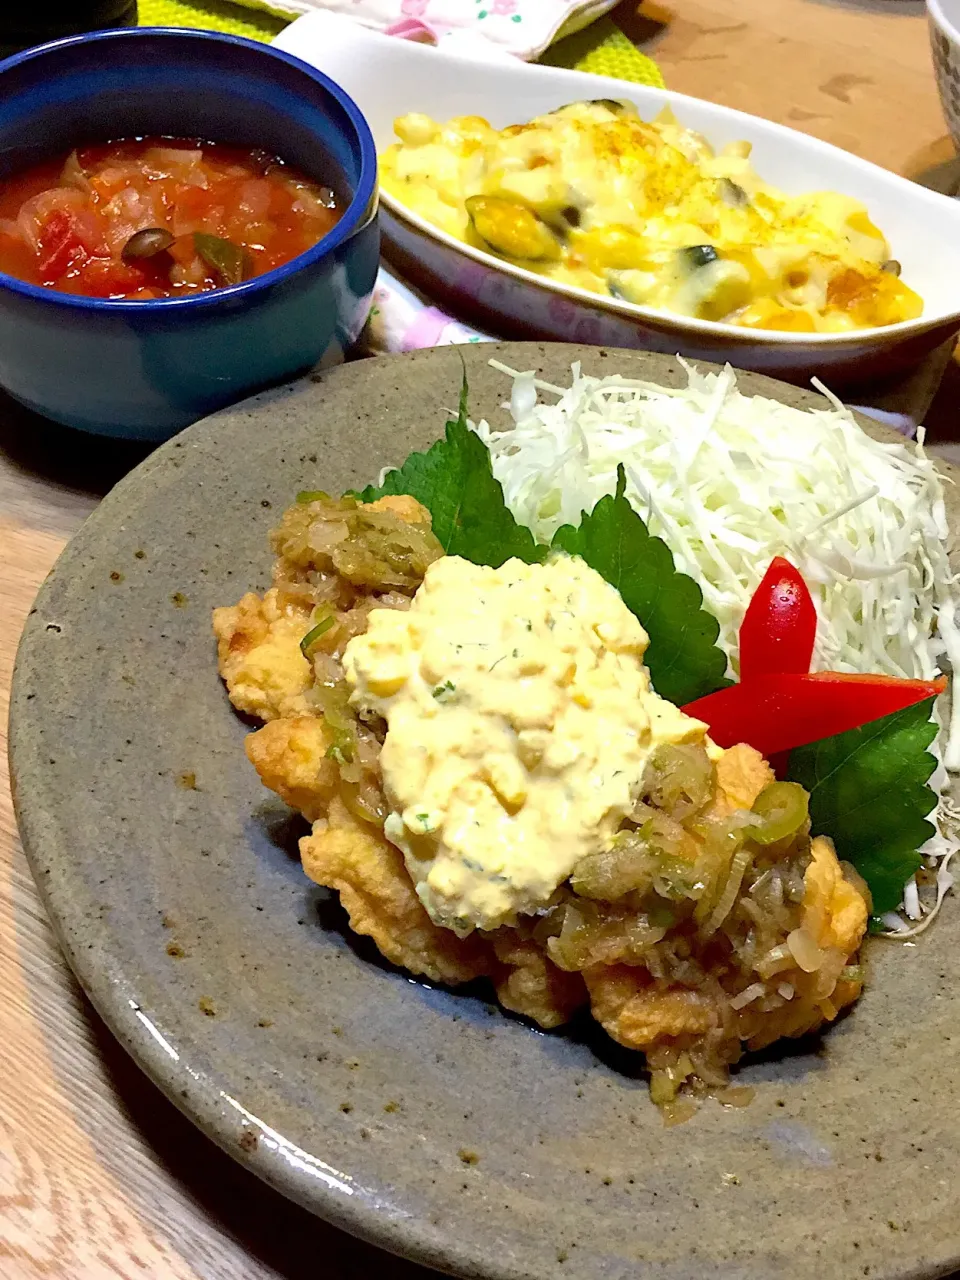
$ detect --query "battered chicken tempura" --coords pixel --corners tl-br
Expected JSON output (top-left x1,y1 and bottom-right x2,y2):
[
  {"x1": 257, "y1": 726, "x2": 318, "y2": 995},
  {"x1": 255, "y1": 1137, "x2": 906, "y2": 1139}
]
[{"x1": 215, "y1": 492, "x2": 869, "y2": 1118}]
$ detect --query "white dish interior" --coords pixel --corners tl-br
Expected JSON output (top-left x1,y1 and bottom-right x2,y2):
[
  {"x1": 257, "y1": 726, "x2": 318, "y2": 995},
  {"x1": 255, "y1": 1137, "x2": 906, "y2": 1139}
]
[{"x1": 930, "y1": 0, "x2": 960, "y2": 36}]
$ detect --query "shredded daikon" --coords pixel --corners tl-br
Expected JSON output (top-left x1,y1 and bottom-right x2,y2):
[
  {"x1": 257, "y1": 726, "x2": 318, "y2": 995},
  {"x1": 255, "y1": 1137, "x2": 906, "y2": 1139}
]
[{"x1": 473, "y1": 358, "x2": 960, "y2": 929}]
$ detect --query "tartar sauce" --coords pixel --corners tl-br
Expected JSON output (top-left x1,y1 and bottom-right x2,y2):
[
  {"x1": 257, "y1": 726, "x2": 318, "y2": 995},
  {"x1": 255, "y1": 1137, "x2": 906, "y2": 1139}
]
[{"x1": 343, "y1": 554, "x2": 711, "y2": 934}]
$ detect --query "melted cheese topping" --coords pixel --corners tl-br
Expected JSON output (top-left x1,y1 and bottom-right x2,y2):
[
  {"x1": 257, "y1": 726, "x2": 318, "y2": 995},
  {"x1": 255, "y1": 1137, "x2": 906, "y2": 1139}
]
[
  {"x1": 379, "y1": 101, "x2": 922, "y2": 333},
  {"x1": 343, "y1": 554, "x2": 711, "y2": 934}
]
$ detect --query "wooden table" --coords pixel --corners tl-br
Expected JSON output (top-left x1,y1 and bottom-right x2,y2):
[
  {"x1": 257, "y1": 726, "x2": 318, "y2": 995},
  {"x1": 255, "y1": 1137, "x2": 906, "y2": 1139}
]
[
  {"x1": 2, "y1": 4, "x2": 959, "y2": 1277},
  {"x1": 633, "y1": 0, "x2": 955, "y2": 179}
]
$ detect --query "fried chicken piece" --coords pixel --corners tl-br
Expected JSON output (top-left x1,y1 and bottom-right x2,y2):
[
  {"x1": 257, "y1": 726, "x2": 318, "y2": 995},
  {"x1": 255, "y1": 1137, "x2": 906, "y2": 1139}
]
[
  {"x1": 713, "y1": 742, "x2": 775, "y2": 813},
  {"x1": 490, "y1": 932, "x2": 587, "y2": 1030},
  {"x1": 803, "y1": 836, "x2": 870, "y2": 957},
  {"x1": 586, "y1": 831, "x2": 868, "y2": 1058},
  {"x1": 584, "y1": 964, "x2": 720, "y2": 1049},
  {"x1": 300, "y1": 796, "x2": 493, "y2": 986},
  {"x1": 365, "y1": 494, "x2": 432, "y2": 523},
  {"x1": 251, "y1": 720, "x2": 585, "y2": 1017},
  {"x1": 738, "y1": 835, "x2": 867, "y2": 1049},
  {"x1": 738, "y1": 985, "x2": 845, "y2": 1049},
  {"x1": 737, "y1": 971, "x2": 860, "y2": 1048},
  {"x1": 213, "y1": 587, "x2": 312, "y2": 721},
  {"x1": 245, "y1": 716, "x2": 338, "y2": 823},
  {"x1": 271, "y1": 493, "x2": 439, "y2": 593}
]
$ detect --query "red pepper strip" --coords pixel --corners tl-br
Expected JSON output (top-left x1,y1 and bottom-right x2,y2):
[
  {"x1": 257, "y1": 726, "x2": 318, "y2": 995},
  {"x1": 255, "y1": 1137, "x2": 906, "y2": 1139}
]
[
  {"x1": 683, "y1": 671, "x2": 947, "y2": 757},
  {"x1": 739, "y1": 556, "x2": 817, "y2": 776},
  {"x1": 739, "y1": 556, "x2": 816, "y2": 680}
]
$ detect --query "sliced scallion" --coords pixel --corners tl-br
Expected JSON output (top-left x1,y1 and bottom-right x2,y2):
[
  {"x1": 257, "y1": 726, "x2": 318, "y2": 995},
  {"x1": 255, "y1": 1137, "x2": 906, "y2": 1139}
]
[
  {"x1": 300, "y1": 615, "x2": 335, "y2": 656},
  {"x1": 326, "y1": 736, "x2": 355, "y2": 766}
]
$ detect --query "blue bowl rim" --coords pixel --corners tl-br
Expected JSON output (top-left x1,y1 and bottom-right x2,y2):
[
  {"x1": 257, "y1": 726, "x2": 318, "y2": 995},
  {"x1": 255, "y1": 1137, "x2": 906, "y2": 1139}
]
[{"x1": 0, "y1": 26, "x2": 378, "y2": 312}]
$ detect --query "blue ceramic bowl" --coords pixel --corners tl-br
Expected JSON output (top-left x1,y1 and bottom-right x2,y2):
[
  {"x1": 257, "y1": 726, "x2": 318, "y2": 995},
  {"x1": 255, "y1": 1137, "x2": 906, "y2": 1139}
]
[{"x1": 0, "y1": 28, "x2": 379, "y2": 440}]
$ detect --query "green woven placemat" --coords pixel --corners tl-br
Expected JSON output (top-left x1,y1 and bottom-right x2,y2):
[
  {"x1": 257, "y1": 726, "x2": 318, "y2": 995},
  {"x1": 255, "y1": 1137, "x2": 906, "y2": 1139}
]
[
  {"x1": 539, "y1": 16, "x2": 661, "y2": 84},
  {"x1": 140, "y1": 0, "x2": 286, "y2": 38},
  {"x1": 138, "y1": 1, "x2": 664, "y2": 86}
]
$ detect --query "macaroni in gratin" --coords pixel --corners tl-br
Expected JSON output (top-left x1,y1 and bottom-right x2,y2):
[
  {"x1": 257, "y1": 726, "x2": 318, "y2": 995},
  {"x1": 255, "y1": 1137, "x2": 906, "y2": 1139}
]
[{"x1": 379, "y1": 100, "x2": 922, "y2": 333}]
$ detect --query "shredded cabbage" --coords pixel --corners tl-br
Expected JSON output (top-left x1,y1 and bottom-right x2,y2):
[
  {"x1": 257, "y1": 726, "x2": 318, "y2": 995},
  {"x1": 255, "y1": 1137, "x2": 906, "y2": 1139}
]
[{"x1": 473, "y1": 358, "x2": 960, "y2": 930}]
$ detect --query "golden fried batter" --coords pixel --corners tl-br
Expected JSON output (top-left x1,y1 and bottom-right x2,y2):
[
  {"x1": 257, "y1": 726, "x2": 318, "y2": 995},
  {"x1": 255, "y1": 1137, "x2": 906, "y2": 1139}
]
[
  {"x1": 213, "y1": 588, "x2": 312, "y2": 721},
  {"x1": 805, "y1": 836, "x2": 870, "y2": 957},
  {"x1": 246, "y1": 716, "x2": 338, "y2": 823},
  {"x1": 584, "y1": 832, "x2": 867, "y2": 1059},
  {"x1": 713, "y1": 743, "x2": 775, "y2": 812},
  {"x1": 490, "y1": 932, "x2": 587, "y2": 1030},
  {"x1": 739, "y1": 986, "x2": 838, "y2": 1049},
  {"x1": 738, "y1": 836, "x2": 867, "y2": 1049},
  {"x1": 584, "y1": 965, "x2": 719, "y2": 1049},
  {"x1": 366, "y1": 494, "x2": 433, "y2": 523},
  {"x1": 300, "y1": 796, "x2": 494, "y2": 986}
]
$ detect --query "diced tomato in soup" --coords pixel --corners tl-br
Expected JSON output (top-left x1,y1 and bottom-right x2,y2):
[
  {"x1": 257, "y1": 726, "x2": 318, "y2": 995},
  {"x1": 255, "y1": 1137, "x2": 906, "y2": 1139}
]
[{"x1": 0, "y1": 138, "x2": 343, "y2": 299}]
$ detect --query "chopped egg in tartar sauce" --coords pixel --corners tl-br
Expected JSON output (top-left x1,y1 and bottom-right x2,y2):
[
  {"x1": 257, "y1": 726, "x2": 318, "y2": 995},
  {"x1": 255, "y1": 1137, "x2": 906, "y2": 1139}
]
[{"x1": 343, "y1": 553, "x2": 712, "y2": 935}]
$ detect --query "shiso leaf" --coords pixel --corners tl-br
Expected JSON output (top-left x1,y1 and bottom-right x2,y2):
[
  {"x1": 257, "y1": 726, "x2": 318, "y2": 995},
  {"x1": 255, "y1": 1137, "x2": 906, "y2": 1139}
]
[
  {"x1": 787, "y1": 698, "x2": 939, "y2": 915},
  {"x1": 552, "y1": 467, "x2": 730, "y2": 705},
  {"x1": 358, "y1": 374, "x2": 545, "y2": 567}
]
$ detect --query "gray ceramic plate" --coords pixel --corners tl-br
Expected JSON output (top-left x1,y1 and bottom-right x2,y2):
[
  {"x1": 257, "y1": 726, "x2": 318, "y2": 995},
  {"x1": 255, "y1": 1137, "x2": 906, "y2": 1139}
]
[{"x1": 10, "y1": 344, "x2": 960, "y2": 1280}]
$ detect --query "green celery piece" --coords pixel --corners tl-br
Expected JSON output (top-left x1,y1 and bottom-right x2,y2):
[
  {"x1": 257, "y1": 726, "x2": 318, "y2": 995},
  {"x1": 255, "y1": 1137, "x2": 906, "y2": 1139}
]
[
  {"x1": 551, "y1": 467, "x2": 730, "y2": 705},
  {"x1": 357, "y1": 375, "x2": 544, "y2": 567},
  {"x1": 193, "y1": 232, "x2": 252, "y2": 286},
  {"x1": 787, "y1": 698, "x2": 940, "y2": 916}
]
